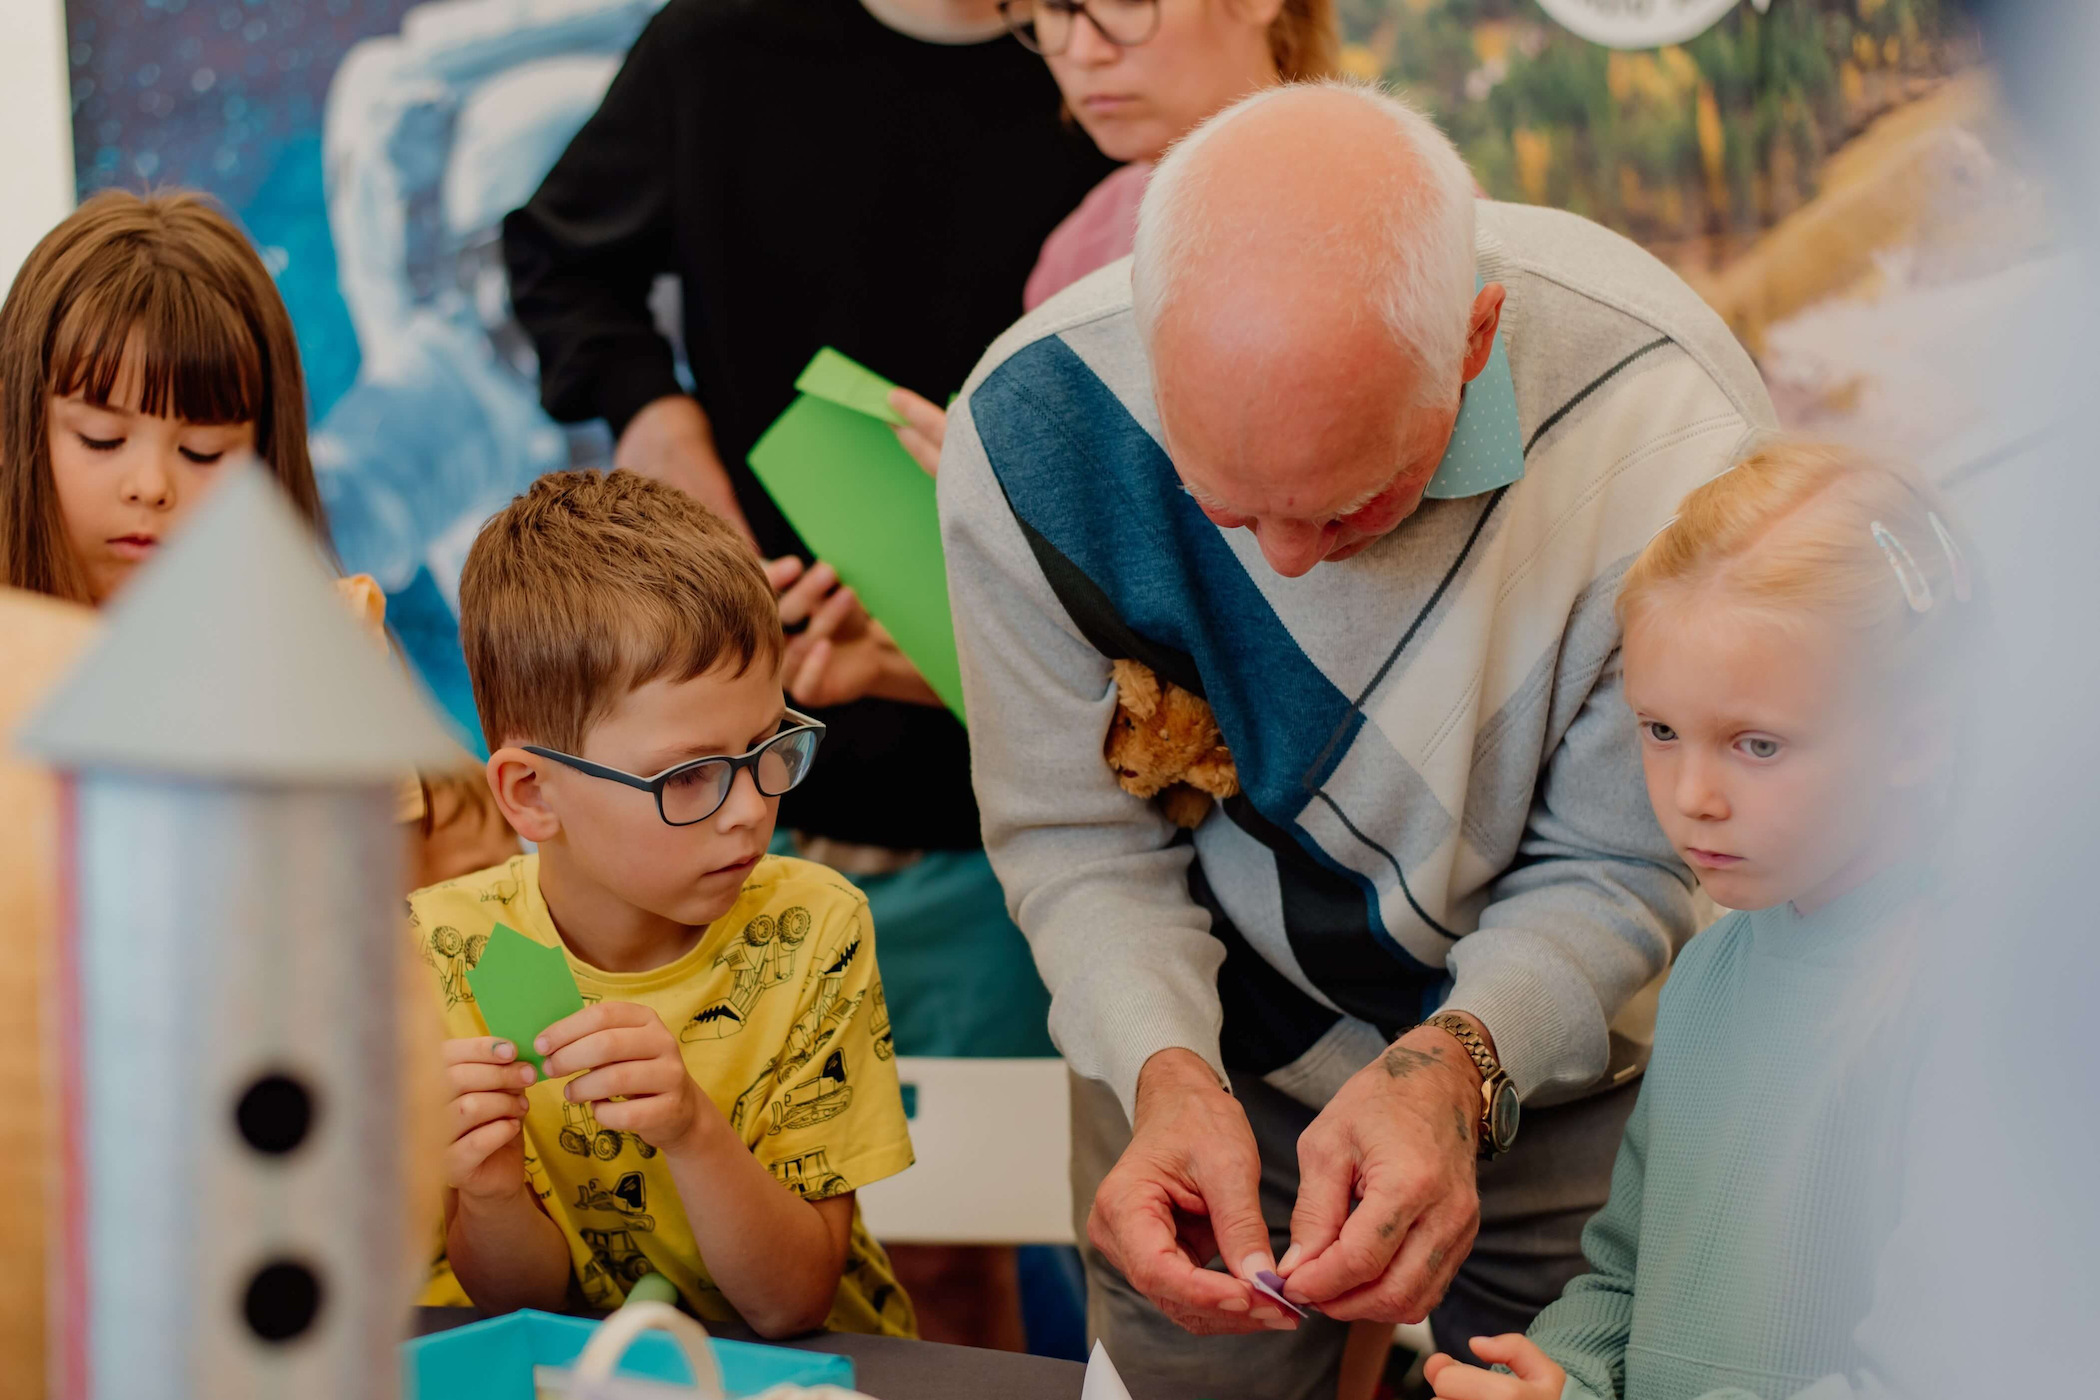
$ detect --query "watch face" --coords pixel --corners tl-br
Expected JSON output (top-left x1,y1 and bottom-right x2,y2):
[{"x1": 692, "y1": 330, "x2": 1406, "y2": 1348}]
[{"x1": 1490, "y1": 1081, "x2": 1521, "y2": 1151}]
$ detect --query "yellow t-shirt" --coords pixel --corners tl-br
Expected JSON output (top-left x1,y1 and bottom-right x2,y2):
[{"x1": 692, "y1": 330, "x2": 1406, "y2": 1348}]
[{"x1": 409, "y1": 853, "x2": 916, "y2": 1336}]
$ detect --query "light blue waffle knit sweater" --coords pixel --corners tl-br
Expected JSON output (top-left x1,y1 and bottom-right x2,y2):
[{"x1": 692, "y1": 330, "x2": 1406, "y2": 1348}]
[{"x1": 1530, "y1": 865, "x2": 1926, "y2": 1400}]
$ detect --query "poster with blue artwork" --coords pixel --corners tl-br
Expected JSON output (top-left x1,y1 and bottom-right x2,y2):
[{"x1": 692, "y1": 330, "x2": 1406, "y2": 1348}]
[{"x1": 65, "y1": 0, "x2": 668, "y2": 750}]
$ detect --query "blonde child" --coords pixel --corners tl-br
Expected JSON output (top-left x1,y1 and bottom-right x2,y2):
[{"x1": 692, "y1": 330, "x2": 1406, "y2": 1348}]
[
  {"x1": 0, "y1": 189, "x2": 513, "y2": 883},
  {"x1": 1424, "y1": 440, "x2": 1974, "y2": 1400},
  {"x1": 415, "y1": 470, "x2": 916, "y2": 1337}
]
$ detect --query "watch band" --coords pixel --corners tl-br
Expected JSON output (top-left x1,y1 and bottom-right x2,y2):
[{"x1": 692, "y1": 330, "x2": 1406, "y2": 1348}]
[
  {"x1": 1422, "y1": 1011, "x2": 1500, "y2": 1082},
  {"x1": 1422, "y1": 1011, "x2": 1518, "y2": 1158}
]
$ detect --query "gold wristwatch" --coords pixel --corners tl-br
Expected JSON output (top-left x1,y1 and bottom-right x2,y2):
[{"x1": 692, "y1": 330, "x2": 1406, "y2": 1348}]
[{"x1": 1422, "y1": 1012, "x2": 1521, "y2": 1159}]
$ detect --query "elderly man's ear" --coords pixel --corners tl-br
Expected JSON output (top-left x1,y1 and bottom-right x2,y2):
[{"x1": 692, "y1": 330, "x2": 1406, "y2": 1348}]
[{"x1": 1462, "y1": 283, "x2": 1508, "y2": 385}]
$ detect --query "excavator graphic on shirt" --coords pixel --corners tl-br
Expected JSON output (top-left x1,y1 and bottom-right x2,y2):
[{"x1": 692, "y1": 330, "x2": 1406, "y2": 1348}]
[
  {"x1": 681, "y1": 906, "x2": 813, "y2": 1042},
  {"x1": 729, "y1": 935, "x2": 864, "y2": 1135}
]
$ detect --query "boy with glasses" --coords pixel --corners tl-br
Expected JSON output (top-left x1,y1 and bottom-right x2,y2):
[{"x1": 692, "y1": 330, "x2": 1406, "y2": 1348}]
[{"x1": 411, "y1": 470, "x2": 915, "y2": 1338}]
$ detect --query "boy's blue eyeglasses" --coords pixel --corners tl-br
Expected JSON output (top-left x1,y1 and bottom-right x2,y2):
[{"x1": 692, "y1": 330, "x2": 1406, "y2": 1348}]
[{"x1": 523, "y1": 710, "x2": 826, "y2": 827}]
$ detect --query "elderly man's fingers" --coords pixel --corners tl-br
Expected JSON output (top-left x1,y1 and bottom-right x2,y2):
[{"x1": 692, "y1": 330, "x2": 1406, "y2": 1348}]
[
  {"x1": 1090, "y1": 1181, "x2": 1264, "y2": 1326},
  {"x1": 1308, "y1": 1194, "x2": 1476, "y2": 1324},
  {"x1": 1181, "y1": 1157, "x2": 1274, "y2": 1288},
  {"x1": 1282, "y1": 1181, "x2": 1422, "y2": 1305},
  {"x1": 1283, "y1": 1127, "x2": 1355, "y2": 1284}
]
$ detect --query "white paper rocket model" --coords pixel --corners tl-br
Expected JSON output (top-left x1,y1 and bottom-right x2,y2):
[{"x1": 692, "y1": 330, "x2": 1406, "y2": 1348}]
[{"x1": 19, "y1": 465, "x2": 460, "y2": 1400}]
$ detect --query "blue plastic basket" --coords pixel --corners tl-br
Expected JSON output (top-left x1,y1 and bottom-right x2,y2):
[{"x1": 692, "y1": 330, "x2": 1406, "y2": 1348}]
[{"x1": 403, "y1": 1309, "x2": 856, "y2": 1399}]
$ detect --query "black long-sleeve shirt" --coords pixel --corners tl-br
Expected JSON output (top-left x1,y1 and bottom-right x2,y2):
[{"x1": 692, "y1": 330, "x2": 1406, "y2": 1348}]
[{"x1": 505, "y1": 0, "x2": 1113, "y2": 849}]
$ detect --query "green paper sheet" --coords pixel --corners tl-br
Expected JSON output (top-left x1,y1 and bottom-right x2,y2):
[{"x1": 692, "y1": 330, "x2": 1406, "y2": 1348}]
[
  {"x1": 750, "y1": 350, "x2": 965, "y2": 720},
  {"x1": 796, "y1": 346, "x2": 906, "y2": 425},
  {"x1": 465, "y1": 922, "x2": 586, "y2": 1074}
]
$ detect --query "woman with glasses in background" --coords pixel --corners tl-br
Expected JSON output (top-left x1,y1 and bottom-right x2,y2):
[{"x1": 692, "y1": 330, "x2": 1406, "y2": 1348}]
[{"x1": 886, "y1": 0, "x2": 1338, "y2": 472}]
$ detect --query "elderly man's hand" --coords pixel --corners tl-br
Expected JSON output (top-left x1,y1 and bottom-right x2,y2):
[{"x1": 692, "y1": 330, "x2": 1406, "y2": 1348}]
[
  {"x1": 1088, "y1": 1049, "x2": 1295, "y2": 1336},
  {"x1": 1277, "y1": 1023, "x2": 1485, "y2": 1322}
]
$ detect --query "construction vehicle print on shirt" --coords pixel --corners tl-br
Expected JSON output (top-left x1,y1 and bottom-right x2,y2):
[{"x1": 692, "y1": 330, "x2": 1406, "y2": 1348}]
[
  {"x1": 557, "y1": 1098, "x2": 656, "y2": 1160},
  {"x1": 868, "y1": 979, "x2": 894, "y2": 1061},
  {"x1": 579, "y1": 1228, "x2": 654, "y2": 1290},
  {"x1": 681, "y1": 905, "x2": 813, "y2": 1042},
  {"x1": 768, "y1": 1147, "x2": 850, "y2": 1200},
  {"x1": 765, "y1": 1050, "x2": 852, "y2": 1135},
  {"x1": 571, "y1": 1172, "x2": 657, "y2": 1232},
  {"x1": 729, "y1": 937, "x2": 864, "y2": 1135},
  {"x1": 421, "y1": 924, "x2": 490, "y2": 1009}
]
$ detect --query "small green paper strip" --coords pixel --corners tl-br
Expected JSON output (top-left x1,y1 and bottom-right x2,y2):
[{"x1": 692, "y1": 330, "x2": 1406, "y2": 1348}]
[
  {"x1": 795, "y1": 346, "x2": 906, "y2": 425},
  {"x1": 464, "y1": 922, "x2": 586, "y2": 1074}
]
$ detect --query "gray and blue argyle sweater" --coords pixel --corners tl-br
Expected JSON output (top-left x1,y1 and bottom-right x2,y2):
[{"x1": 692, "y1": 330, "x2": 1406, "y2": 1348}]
[{"x1": 939, "y1": 202, "x2": 1775, "y2": 1115}]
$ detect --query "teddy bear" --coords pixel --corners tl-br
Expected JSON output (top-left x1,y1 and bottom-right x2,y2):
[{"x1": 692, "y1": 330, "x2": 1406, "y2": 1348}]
[{"x1": 1104, "y1": 658, "x2": 1240, "y2": 829}]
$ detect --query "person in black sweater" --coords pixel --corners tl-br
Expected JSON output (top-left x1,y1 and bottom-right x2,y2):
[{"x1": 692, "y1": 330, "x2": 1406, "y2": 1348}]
[
  {"x1": 503, "y1": 0, "x2": 1112, "y2": 1346},
  {"x1": 506, "y1": 0, "x2": 1110, "y2": 850}
]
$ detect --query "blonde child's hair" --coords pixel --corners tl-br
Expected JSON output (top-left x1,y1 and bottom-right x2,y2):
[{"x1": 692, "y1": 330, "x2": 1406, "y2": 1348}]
[
  {"x1": 0, "y1": 190, "x2": 324, "y2": 602},
  {"x1": 1618, "y1": 438, "x2": 1975, "y2": 698},
  {"x1": 460, "y1": 470, "x2": 783, "y2": 753}
]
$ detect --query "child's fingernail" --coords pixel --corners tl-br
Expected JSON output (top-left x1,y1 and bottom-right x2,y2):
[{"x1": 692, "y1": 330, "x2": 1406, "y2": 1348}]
[
  {"x1": 519, "y1": 1064, "x2": 538, "y2": 1084},
  {"x1": 492, "y1": 1040, "x2": 515, "y2": 1060},
  {"x1": 1218, "y1": 1296, "x2": 1250, "y2": 1313},
  {"x1": 534, "y1": 1035, "x2": 551, "y2": 1055},
  {"x1": 1277, "y1": 1243, "x2": 1304, "y2": 1273}
]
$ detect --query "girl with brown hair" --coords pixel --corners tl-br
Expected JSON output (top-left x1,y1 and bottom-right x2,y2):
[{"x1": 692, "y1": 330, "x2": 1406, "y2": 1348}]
[
  {"x1": 0, "y1": 189, "x2": 322, "y2": 603},
  {"x1": 0, "y1": 189, "x2": 515, "y2": 886}
]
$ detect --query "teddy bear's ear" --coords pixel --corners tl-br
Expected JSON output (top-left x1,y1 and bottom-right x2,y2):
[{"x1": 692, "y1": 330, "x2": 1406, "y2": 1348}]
[{"x1": 1110, "y1": 658, "x2": 1162, "y2": 720}]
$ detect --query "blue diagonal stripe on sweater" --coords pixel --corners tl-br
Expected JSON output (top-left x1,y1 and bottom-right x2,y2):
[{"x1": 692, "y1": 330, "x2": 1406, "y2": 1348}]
[{"x1": 973, "y1": 335, "x2": 1362, "y2": 820}]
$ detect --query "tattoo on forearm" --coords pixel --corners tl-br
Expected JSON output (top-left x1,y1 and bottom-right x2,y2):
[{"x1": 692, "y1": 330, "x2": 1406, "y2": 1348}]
[
  {"x1": 1454, "y1": 1105, "x2": 1473, "y2": 1145},
  {"x1": 1382, "y1": 1044, "x2": 1441, "y2": 1080}
]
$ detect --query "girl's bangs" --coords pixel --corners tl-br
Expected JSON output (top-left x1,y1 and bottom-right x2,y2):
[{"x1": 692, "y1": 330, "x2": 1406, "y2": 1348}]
[{"x1": 47, "y1": 263, "x2": 264, "y2": 426}]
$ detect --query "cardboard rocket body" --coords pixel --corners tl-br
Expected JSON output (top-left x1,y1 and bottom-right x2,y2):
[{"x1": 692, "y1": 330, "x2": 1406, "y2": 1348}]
[{"x1": 20, "y1": 468, "x2": 459, "y2": 1400}]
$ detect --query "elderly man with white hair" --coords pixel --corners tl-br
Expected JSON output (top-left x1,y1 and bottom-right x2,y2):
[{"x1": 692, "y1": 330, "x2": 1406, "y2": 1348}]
[{"x1": 937, "y1": 82, "x2": 1772, "y2": 1398}]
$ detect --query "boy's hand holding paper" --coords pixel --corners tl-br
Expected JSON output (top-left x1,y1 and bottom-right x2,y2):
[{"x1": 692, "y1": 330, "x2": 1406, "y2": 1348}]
[
  {"x1": 537, "y1": 1001, "x2": 712, "y2": 1157},
  {"x1": 439, "y1": 923, "x2": 589, "y2": 1197},
  {"x1": 467, "y1": 923, "x2": 587, "y2": 1075}
]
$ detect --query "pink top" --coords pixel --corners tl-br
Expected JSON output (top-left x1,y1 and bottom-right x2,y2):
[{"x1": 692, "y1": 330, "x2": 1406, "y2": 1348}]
[{"x1": 1023, "y1": 161, "x2": 1154, "y2": 312}]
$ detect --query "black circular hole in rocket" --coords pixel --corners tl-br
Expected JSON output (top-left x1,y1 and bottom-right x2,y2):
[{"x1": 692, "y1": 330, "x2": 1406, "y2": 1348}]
[
  {"x1": 234, "y1": 1073, "x2": 314, "y2": 1155},
  {"x1": 242, "y1": 1260, "x2": 324, "y2": 1343}
]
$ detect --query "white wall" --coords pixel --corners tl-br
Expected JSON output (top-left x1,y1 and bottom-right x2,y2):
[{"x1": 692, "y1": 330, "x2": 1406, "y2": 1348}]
[{"x1": 1, "y1": 0, "x2": 76, "y2": 295}]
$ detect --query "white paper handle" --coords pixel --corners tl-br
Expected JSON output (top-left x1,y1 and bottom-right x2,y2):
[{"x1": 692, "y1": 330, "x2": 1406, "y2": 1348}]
[{"x1": 570, "y1": 1301, "x2": 726, "y2": 1399}]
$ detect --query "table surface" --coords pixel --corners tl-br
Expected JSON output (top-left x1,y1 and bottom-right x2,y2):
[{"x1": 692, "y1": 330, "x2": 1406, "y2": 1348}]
[{"x1": 411, "y1": 1307, "x2": 1085, "y2": 1400}]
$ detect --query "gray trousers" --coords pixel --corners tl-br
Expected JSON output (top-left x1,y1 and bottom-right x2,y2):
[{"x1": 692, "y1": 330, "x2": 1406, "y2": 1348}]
[{"x1": 1070, "y1": 1069, "x2": 1639, "y2": 1400}]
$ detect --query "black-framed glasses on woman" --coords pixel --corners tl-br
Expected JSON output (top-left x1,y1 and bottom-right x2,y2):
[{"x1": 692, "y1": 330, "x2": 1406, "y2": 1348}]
[
  {"x1": 997, "y1": 0, "x2": 1161, "y2": 56},
  {"x1": 523, "y1": 710, "x2": 826, "y2": 828}
]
